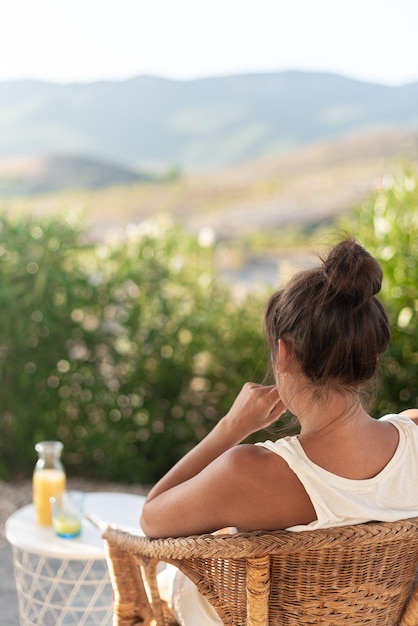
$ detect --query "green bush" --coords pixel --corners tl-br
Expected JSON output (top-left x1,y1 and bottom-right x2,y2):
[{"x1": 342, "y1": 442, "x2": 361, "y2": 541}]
[
  {"x1": 4, "y1": 169, "x2": 415, "y2": 485},
  {"x1": 342, "y1": 168, "x2": 418, "y2": 415},
  {"x1": 0, "y1": 214, "x2": 267, "y2": 482}
]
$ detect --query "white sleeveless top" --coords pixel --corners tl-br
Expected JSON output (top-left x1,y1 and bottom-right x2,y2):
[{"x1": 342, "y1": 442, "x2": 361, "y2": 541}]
[
  {"x1": 160, "y1": 413, "x2": 418, "y2": 625},
  {"x1": 256, "y1": 413, "x2": 418, "y2": 531}
]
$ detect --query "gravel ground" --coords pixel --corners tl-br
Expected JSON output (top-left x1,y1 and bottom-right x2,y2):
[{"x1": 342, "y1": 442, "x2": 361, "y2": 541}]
[{"x1": 0, "y1": 478, "x2": 150, "y2": 625}]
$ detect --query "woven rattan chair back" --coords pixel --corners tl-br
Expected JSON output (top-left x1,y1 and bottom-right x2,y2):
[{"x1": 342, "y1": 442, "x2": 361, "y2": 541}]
[{"x1": 104, "y1": 517, "x2": 418, "y2": 626}]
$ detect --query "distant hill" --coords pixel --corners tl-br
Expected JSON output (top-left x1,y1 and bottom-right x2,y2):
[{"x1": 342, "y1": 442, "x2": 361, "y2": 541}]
[
  {"x1": 1, "y1": 71, "x2": 418, "y2": 172},
  {"x1": 0, "y1": 154, "x2": 152, "y2": 195},
  {"x1": 4, "y1": 127, "x2": 418, "y2": 239}
]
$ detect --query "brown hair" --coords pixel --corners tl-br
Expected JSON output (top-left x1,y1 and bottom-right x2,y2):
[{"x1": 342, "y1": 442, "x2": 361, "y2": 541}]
[{"x1": 265, "y1": 237, "x2": 390, "y2": 388}]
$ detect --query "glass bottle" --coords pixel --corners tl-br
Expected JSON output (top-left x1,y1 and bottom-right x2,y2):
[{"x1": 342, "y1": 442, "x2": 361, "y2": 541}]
[{"x1": 33, "y1": 441, "x2": 66, "y2": 526}]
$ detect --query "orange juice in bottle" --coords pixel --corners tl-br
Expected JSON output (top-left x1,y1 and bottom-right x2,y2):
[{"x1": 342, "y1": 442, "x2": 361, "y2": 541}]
[{"x1": 33, "y1": 441, "x2": 66, "y2": 525}]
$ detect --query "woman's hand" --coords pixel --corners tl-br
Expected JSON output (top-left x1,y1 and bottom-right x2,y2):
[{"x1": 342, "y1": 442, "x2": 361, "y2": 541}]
[{"x1": 224, "y1": 382, "x2": 287, "y2": 437}]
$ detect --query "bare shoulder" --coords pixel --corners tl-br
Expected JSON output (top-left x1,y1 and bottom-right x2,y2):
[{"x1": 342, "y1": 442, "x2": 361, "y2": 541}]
[
  {"x1": 225, "y1": 443, "x2": 299, "y2": 488},
  {"x1": 399, "y1": 409, "x2": 418, "y2": 425},
  {"x1": 224, "y1": 444, "x2": 316, "y2": 530}
]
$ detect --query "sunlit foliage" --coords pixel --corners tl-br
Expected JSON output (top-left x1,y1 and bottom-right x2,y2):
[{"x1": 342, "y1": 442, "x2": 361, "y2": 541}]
[{"x1": 0, "y1": 214, "x2": 267, "y2": 482}]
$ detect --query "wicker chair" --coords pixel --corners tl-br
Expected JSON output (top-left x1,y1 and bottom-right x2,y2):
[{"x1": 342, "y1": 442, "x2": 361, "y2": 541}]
[{"x1": 103, "y1": 517, "x2": 418, "y2": 626}]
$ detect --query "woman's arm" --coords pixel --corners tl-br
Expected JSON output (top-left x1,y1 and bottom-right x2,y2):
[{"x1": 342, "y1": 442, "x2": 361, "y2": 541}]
[{"x1": 140, "y1": 383, "x2": 286, "y2": 537}]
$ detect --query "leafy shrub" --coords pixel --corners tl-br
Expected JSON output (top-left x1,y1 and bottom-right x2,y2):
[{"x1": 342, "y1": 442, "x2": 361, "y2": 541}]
[
  {"x1": 5, "y1": 169, "x2": 415, "y2": 485},
  {"x1": 342, "y1": 168, "x2": 418, "y2": 415},
  {"x1": 0, "y1": 214, "x2": 267, "y2": 482}
]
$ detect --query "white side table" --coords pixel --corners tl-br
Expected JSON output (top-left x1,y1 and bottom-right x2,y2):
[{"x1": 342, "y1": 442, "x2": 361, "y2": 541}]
[{"x1": 5, "y1": 492, "x2": 146, "y2": 626}]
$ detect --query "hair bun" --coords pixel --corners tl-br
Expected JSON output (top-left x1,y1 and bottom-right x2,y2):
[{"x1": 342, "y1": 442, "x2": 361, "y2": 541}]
[{"x1": 323, "y1": 238, "x2": 383, "y2": 304}]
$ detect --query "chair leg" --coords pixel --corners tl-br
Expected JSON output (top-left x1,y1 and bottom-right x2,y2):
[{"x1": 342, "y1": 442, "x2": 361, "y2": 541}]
[
  {"x1": 246, "y1": 556, "x2": 271, "y2": 626},
  {"x1": 105, "y1": 542, "x2": 154, "y2": 626}
]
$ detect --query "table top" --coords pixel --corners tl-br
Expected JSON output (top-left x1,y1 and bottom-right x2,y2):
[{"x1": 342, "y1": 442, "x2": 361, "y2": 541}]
[{"x1": 5, "y1": 491, "x2": 146, "y2": 560}]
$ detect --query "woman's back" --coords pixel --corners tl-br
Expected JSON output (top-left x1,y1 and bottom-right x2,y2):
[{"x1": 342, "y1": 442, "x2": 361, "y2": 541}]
[
  {"x1": 295, "y1": 410, "x2": 398, "y2": 480},
  {"x1": 256, "y1": 412, "x2": 418, "y2": 531}
]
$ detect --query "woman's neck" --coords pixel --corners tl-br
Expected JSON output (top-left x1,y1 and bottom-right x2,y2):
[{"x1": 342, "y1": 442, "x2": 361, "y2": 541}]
[{"x1": 294, "y1": 390, "x2": 370, "y2": 439}]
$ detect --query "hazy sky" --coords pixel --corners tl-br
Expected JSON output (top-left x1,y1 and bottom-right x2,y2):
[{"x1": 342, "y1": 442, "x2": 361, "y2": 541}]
[{"x1": 1, "y1": 0, "x2": 418, "y2": 86}]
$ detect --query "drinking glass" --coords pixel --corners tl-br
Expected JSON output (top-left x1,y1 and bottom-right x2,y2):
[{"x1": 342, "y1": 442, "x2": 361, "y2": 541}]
[{"x1": 50, "y1": 490, "x2": 84, "y2": 538}]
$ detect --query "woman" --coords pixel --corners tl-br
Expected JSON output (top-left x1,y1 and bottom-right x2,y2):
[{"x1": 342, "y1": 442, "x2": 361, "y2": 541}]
[{"x1": 140, "y1": 237, "x2": 418, "y2": 624}]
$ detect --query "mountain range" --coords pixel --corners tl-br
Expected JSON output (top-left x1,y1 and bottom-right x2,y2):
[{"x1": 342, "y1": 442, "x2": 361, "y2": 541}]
[{"x1": 1, "y1": 71, "x2": 418, "y2": 179}]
